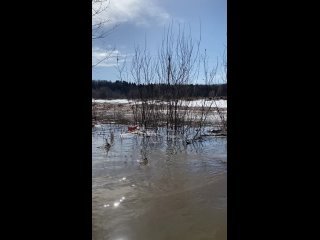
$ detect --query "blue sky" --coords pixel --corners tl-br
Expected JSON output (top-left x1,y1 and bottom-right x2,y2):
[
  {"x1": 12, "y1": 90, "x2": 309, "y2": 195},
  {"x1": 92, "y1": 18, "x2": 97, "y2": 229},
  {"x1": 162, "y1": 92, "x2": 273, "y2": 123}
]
[{"x1": 92, "y1": 0, "x2": 226, "y2": 83}]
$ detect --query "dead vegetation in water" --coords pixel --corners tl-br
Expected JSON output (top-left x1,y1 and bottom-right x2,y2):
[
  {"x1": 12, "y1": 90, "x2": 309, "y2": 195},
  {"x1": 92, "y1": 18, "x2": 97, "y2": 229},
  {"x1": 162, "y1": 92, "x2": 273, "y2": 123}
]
[{"x1": 93, "y1": 23, "x2": 227, "y2": 143}]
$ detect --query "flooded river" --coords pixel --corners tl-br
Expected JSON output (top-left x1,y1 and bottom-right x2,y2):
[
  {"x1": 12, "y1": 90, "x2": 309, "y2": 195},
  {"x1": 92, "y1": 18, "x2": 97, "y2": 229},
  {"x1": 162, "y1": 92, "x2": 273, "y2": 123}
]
[{"x1": 92, "y1": 124, "x2": 227, "y2": 240}]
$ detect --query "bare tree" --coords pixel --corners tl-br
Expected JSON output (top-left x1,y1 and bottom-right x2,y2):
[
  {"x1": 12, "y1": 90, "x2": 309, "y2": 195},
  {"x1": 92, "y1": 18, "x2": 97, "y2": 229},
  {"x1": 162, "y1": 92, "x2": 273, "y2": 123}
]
[
  {"x1": 156, "y1": 22, "x2": 201, "y2": 133},
  {"x1": 92, "y1": 0, "x2": 117, "y2": 40},
  {"x1": 92, "y1": 0, "x2": 118, "y2": 68},
  {"x1": 201, "y1": 47, "x2": 227, "y2": 136},
  {"x1": 112, "y1": 21, "x2": 226, "y2": 141}
]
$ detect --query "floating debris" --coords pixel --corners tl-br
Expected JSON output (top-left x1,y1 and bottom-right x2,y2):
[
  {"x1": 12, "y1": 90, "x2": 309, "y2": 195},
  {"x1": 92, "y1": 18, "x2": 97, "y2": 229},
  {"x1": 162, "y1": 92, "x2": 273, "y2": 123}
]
[
  {"x1": 137, "y1": 158, "x2": 148, "y2": 165},
  {"x1": 128, "y1": 125, "x2": 139, "y2": 132},
  {"x1": 120, "y1": 133, "x2": 134, "y2": 138}
]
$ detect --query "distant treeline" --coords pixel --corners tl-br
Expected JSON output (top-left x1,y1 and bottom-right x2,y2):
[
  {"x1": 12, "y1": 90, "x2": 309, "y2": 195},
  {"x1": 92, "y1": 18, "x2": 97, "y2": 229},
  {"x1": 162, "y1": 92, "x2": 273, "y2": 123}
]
[{"x1": 92, "y1": 80, "x2": 227, "y2": 99}]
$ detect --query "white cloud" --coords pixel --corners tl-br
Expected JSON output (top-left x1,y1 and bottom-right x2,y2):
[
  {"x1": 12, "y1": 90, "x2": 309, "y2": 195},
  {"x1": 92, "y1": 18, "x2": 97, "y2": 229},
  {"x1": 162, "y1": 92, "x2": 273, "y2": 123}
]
[
  {"x1": 92, "y1": 47, "x2": 129, "y2": 68},
  {"x1": 93, "y1": 0, "x2": 170, "y2": 27}
]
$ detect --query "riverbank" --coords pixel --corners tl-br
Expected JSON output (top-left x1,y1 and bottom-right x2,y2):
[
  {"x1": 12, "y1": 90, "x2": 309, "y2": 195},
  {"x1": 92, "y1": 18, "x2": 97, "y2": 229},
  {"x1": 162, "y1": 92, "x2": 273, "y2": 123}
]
[{"x1": 92, "y1": 98, "x2": 227, "y2": 127}]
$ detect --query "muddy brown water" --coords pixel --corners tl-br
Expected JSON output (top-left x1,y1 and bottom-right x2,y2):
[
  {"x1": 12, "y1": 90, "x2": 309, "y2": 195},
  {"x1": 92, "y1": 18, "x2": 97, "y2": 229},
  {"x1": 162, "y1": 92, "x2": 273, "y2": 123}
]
[{"x1": 92, "y1": 124, "x2": 227, "y2": 240}]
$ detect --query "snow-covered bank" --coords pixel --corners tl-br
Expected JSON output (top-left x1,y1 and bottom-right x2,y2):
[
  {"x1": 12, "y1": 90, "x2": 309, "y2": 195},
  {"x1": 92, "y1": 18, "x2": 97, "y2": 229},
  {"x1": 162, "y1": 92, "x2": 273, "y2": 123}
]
[
  {"x1": 184, "y1": 99, "x2": 227, "y2": 108},
  {"x1": 92, "y1": 99, "x2": 227, "y2": 108},
  {"x1": 93, "y1": 99, "x2": 130, "y2": 104}
]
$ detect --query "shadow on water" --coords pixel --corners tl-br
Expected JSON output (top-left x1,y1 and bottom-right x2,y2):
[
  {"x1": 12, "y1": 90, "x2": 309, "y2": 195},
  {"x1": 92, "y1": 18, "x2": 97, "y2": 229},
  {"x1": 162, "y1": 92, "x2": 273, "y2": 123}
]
[{"x1": 92, "y1": 124, "x2": 227, "y2": 240}]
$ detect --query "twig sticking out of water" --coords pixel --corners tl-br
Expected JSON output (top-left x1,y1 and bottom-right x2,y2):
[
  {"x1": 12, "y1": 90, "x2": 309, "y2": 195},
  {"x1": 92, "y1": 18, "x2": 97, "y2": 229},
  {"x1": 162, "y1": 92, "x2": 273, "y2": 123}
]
[
  {"x1": 104, "y1": 138, "x2": 111, "y2": 151},
  {"x1": 138, "y1": 157, "x2": 148, "y2": 165},
  {"x1": 110, "y1": 131, "x2": 114, "y2": 144}
]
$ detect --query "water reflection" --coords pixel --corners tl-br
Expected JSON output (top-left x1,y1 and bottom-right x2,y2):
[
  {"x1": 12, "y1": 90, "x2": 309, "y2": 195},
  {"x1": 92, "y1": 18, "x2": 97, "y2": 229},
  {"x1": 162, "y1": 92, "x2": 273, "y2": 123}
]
[{"x1": 92, "y1": 124, "x2": 227, "y2": 240}]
